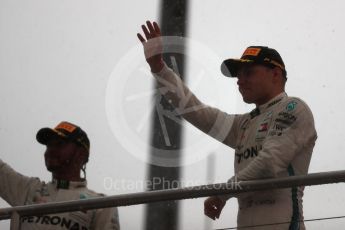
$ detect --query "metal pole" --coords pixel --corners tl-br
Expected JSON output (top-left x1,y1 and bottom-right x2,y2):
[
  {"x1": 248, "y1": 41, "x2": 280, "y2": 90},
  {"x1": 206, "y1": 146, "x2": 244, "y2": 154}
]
[
  {"x1": 204, "y1": 153, "x2": 215, "y2": 230},
  {"x1": 1, "y1": 170, "x2": 345, "y2": 221},
  {"x1": 146, "y1": 0, "x2": 189, "y2": 230},
  {"x1": 9, "y1": 211, "x2": 20, "y2": 230}
]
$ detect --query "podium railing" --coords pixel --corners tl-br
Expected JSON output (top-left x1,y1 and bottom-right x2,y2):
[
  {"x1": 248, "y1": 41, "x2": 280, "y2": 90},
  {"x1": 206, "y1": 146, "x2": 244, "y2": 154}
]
[{"x1": 1, "y1": 170, "x2": 345, "y2": 229}]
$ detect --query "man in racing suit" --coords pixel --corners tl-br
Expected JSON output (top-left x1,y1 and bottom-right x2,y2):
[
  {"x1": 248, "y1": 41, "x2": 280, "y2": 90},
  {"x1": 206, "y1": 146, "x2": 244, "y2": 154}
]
[
  {"x1": 137, "y1": 21, "x2": 317, "y2": 229},
  {"x1": 0, "y1": 121, "x2": 120, "y2": 230}
]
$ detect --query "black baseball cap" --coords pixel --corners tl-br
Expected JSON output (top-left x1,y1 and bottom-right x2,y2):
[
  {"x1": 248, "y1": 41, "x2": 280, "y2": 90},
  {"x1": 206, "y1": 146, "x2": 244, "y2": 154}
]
[
  {"x1": 221, "y1": 46, "x2": 286, "y2": 78},
  {"x1": 36, "y1": 121, "x2": 90, "y2": 151}
]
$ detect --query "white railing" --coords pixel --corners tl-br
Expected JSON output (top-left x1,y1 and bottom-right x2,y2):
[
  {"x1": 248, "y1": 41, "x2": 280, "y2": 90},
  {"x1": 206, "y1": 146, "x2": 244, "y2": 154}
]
[{"x1": 1, "y1": 170, "x2": 345, "y2": 229}]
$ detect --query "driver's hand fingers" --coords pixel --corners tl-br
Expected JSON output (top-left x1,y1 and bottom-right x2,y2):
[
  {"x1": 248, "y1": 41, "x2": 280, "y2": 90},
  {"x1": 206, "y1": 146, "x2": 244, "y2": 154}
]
[
  {"x1": 141, "y1": 25, "x2": 151, "y2": 39},
  {"x1": 137, "y1": 33, "x2": 146, "y2": 43},
  {"x1": 153, "y1": 21, "x2": 161, "y2": 34},
  {"x1": 146, "y1": 20, "x2": 155, "y2": 34}
]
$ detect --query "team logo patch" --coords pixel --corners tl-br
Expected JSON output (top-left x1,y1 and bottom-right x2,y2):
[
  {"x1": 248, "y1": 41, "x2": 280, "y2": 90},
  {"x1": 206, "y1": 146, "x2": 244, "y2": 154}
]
[{"x1": 286, "y1": 101, "x2": 297, "y2": 111}]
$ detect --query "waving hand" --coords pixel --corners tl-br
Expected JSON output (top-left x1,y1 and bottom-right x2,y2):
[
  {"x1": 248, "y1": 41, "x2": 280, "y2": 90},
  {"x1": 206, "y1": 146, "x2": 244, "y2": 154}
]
[{"x1": 137, "y1": 20, "x2": 165, "y2": 73}]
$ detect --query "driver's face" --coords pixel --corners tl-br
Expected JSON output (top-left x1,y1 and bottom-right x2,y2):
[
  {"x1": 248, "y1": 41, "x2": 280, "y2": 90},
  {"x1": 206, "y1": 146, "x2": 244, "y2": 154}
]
[
  {"x1": 236, "y1": 64, "x2": 275, "y2": 105},
  {"x1": 44, "y1": 137, "x2": 78, "y2": 172}
]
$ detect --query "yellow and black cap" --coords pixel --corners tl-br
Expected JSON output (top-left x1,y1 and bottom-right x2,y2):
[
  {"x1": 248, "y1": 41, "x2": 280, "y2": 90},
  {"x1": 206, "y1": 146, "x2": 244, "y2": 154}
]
[
  {"x1": 36, "y1": 121, "x2": 90, "y2": 151},
  {"x1": 221, "y1": 46, "x2": 286, "y2": 78}
]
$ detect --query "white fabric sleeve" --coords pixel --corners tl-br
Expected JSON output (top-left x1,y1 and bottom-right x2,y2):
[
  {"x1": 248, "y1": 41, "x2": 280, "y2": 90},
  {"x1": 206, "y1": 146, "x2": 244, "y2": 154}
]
[
  {"x1": 236, "y1": 100, "x2": 317, "y2": 181},
  {"x1": 152, "y1": 63, "x2": 237, "y2": 148},
  {"x1": 0, "y1": 159, "x2": 41, "y2": 206}
]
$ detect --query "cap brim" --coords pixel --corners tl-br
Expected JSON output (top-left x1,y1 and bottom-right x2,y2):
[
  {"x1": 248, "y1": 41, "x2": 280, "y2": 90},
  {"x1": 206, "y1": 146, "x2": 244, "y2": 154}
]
[
  {"x1": 221, "y1": 59, "x2": 254, "y2": 77},
  {"x1": 36, "y1": 128, "x2": 67, "y2": 145}
]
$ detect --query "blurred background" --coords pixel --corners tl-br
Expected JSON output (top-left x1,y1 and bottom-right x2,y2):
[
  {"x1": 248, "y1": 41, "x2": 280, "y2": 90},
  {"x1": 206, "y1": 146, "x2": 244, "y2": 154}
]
[{"x1": 1, "y1": 0, "x2": 345, "y2": 229}]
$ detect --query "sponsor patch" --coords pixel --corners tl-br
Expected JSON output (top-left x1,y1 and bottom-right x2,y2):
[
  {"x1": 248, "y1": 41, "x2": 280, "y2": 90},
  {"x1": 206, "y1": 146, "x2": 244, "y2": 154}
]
[
  {"x1": 243, "y1": 47, "x2": 261, "y2": 57},
  {"x1": 21, "y1": 215, "x2": 89, "y2": 230},
  {"x1": 274, "y1": 123, "x2": 287, "y2": 131},
  {"x1": 258, "y1": 122, "x2": 269, "y2": 132},
  {"x1": 286, "y1": 101, "x2": 297, "y2": 111},
  {"x1": 255, "y1": 113, "x2": 272, "y2": 141},
  {"x1": 276, "y1": 112, "x2": 297, "y2": 126},
  {"x1": 267, "y1": 98, "x2": 283, "y2": 108},
  {"x1": 236, "y1": 145, "x2": 262, "y2": 163},
  {"x1": 55, "y1": 122, "x2": 77, "y2": 133}
]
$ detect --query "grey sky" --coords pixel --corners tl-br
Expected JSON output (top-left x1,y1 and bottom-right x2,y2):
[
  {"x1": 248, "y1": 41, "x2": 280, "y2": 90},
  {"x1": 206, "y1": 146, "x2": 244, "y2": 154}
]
[{"x1": 1, "y1": 0, "x2": 345, "y2": 229}]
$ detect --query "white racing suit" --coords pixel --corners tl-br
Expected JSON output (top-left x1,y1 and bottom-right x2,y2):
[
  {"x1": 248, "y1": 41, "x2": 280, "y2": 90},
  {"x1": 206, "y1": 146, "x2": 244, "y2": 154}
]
[
  {"x1": 153, "y1": 63, "x2": 317, "y2": 230},
  {"x1": 0, "y1": 160, "x2": 120, "y2": 230}
]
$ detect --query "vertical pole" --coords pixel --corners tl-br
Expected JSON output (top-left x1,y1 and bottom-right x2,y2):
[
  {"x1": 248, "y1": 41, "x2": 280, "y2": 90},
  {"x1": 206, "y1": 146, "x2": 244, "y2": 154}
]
[
  {"x1": 204, "y1": 153, "x2": 215, "y2": 230},
  {"x1": 10, "y1": 211, "x2": 20, "y2": 230},
  {"x1": 145, "y1": 1, "x2": 189, "y2": 230}
]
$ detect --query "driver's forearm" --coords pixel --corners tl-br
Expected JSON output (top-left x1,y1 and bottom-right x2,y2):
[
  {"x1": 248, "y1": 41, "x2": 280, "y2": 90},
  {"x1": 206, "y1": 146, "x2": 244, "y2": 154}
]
[{"x1": 152, "y1": 63, "x2": 235, "y2": 142}]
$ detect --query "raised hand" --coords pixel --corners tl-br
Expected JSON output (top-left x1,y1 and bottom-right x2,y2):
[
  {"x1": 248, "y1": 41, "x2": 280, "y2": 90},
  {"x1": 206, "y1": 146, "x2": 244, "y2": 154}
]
[
  {"x1": 137, "y1": 20, "x2": 164, "y2": 73},
  {"x1": 204, "y1": 196, "x2": 226, "y2": 220}
]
